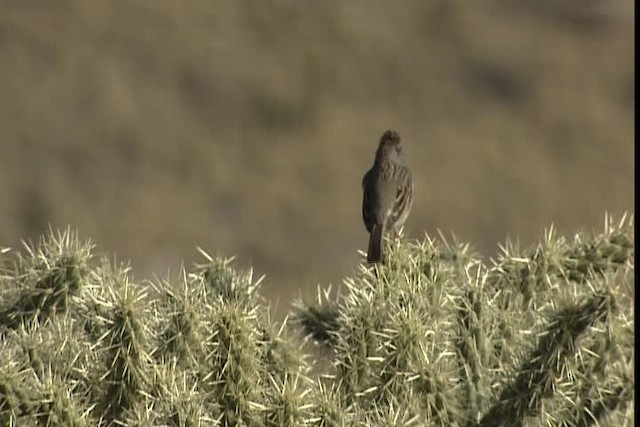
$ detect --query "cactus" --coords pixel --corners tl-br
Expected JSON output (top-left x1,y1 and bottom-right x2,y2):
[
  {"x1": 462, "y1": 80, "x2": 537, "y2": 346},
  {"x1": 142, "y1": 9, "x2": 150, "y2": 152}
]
[{"x1": 0, "y1": 215, "x2": 633, "y2": 425}]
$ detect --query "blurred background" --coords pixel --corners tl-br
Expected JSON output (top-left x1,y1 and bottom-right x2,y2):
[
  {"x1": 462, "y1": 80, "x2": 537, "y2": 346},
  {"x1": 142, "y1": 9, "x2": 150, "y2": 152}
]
[{"x1": 0, "y1": 0, "x2": 634, "y2": 314}]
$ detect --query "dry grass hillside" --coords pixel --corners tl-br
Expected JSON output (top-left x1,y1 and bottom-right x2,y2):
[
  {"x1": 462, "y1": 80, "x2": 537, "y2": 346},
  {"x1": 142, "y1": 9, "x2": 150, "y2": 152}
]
[{"x1": 0, "y1": 0, "x2": 633, "y2": 312}]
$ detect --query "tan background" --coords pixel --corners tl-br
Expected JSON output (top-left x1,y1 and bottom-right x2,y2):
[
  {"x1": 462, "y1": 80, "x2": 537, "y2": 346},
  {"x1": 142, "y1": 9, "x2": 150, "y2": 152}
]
[{"x1": 0, "y1": 0, "x2": 633, "y2": 313}]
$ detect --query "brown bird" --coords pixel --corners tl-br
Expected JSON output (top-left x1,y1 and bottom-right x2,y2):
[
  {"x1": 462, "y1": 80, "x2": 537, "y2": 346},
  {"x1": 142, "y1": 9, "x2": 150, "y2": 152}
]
[{"x1": 362, "y1": 130, "x2": 414, "y2": 263}]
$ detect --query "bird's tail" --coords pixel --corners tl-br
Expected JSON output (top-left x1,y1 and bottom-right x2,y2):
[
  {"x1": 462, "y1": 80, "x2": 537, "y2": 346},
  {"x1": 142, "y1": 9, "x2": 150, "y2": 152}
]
[{"x1": 367, "y1": 223, "x2": 385, "y2": 263}]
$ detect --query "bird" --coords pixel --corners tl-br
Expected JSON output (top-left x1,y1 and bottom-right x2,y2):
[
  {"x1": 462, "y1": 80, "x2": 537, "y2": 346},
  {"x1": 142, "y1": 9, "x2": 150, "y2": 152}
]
[{"x1": 362, "y1": 130, "x2": 414, "y2": 264}]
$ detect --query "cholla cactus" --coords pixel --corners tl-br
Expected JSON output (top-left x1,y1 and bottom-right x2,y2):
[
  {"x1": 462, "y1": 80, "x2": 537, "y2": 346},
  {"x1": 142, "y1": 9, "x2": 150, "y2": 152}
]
[
  {"x1": 0, "y1": 215, "x2": 634, "y2": 426},
  {"x1": 0, "y1": 228, "x2": 92, "y2": 332},
  {"x1": 298, "y1": 214, "x2": 634, "y2": 426}
]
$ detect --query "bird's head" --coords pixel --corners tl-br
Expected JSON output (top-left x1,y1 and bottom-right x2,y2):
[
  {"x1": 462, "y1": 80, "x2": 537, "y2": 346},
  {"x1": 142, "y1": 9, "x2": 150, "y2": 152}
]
[{"x1": 376, "y1": 129, "x2": 404, "y2": 162}]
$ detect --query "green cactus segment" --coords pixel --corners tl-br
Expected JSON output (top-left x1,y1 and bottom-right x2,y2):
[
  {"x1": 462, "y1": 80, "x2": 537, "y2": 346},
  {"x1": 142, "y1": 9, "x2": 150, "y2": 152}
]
[
  {"x1": 154, "y1": 294, "x2": 198, "y2": 365},
  {"x1": 329, "y1": 236, "x2": 465, "y2": 425},
  {"x1": 0, "y1": 340, "x2": 90, "y2": 426},
  {"x1": 478, "y1": 290, "x2": 615, "y2": 426},
  {"x1": 0, "y1": 354, "x2": 36, "y2": 424},
  {"x1": 0, "y1": 229, "x2": 92, "y2": 331},
  {"x1": 206, "y1": 303, "x2": 262, "y2": 426},
  {"x1": 294, "y1": 303, "x2": 340, "y2": 346},
  {"x1": 93, "y1": 272, "x2": 151, "y2": 426},
  {"x1": 454, "y1": 265, "x2": 492, "y2": 425}
]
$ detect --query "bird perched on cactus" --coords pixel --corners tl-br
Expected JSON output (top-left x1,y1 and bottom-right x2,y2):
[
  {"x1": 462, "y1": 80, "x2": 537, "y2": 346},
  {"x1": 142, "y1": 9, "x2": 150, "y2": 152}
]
[{"x1": 362, "y1": 129, "x2": 414, "y2": 263}]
